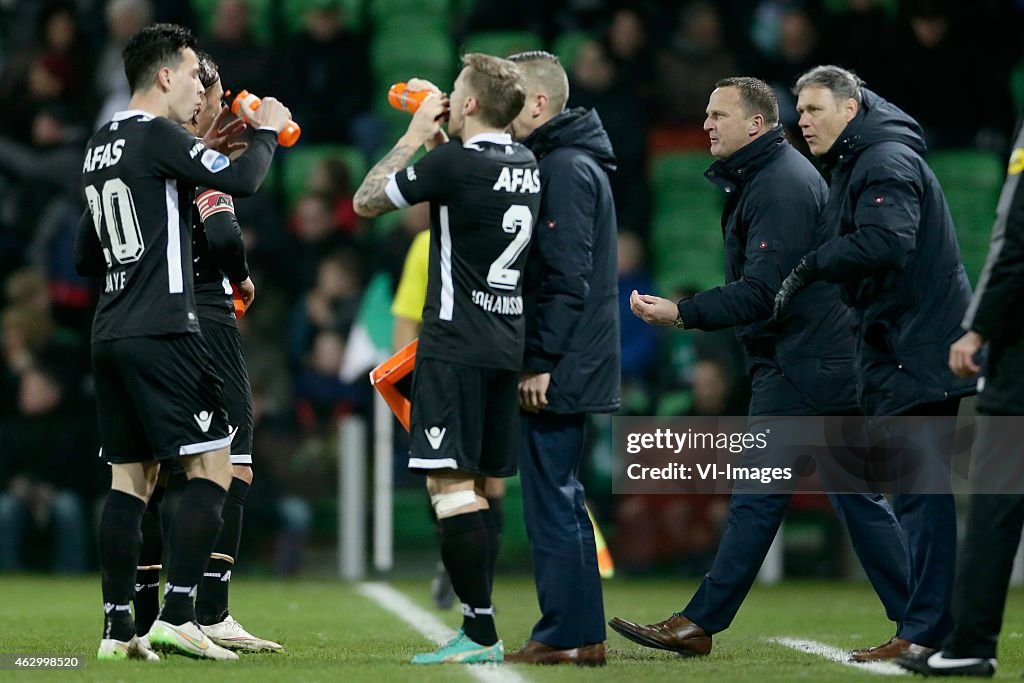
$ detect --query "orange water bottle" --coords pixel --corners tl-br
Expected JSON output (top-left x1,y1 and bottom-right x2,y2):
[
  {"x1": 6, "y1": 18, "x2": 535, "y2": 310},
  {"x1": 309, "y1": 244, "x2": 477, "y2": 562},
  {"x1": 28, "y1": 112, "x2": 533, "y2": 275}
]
[
  {"x1": 388, "y1": 82, "x2": 431, "y2": 114},
  {"x1": 231, "y1": 89, "x2": 301, "y2": 147},
  {"x1": 231, "y1": 283, "x2": 250, "y2": 319}
]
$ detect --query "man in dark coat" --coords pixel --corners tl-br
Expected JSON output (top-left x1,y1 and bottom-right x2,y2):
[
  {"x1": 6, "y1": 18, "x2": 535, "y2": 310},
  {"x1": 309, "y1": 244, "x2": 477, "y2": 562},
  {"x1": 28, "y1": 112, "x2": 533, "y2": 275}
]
[
  {"x1": 897, "y1": 119, "x2": 1024, "y2": 677},
  {"x1": 609, "y1": 77, "x2": 910, "y2": 656},
  {"x1": 503, "y1": 50, "x2": 620, "y2": 667},
  {"x1": 774, "y1": 65, "x2": 975, "y2": 661}
]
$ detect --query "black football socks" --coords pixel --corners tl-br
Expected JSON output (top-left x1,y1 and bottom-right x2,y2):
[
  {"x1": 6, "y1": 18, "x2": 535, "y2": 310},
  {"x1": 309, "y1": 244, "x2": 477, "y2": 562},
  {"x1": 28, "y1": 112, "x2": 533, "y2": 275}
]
[
  {"x1": 196, "y1": 476, "x2": 249, "y2": 625},
  {"x1": 100, "y1": 490, "x2": 146, "y2": 641},
  {"x1": 482, "y1": 496, "x2": 503, "y2": 592},
  {"x1": 134, "y1": 485, "x2": 165, "y2": 636},
  {"x1": 158, "y1": 478, "x2": 226, "y2": 626},
  {"x1": 439, "y1": 511, "x2": 497, "y2": 646}
]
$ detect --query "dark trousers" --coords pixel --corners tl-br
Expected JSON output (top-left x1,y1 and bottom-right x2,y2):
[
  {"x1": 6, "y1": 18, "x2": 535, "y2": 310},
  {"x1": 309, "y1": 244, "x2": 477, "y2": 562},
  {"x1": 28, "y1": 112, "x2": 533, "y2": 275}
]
[
  {"x1": 944, "y1": 414, "x2": 1024, "y2": 659},
  {"x1": 888, "y1": 398, "x2": 960, "y2": 647},
  {"x1": 520, "y1": 411, "x2": 605, "y2": 648},
  {"x1": 682, "y1": 473, "x2": 910, "y2": 634}
]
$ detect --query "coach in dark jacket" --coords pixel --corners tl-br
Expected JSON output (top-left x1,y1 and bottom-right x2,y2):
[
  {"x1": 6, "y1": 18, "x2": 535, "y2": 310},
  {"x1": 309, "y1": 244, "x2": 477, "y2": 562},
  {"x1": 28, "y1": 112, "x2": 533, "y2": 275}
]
[
  {"x1": 901, "y1": 118, "x2": 1024, "y2": 676},
  {"x1": 775, "y1": 65, "x2": 973, "y2": 660},
  {"x1": 612, "y1": 77, "x2": 909, "y2": 658},
  {"x1": 503, "y1": 51, "x2": 620, "y2": 667}
]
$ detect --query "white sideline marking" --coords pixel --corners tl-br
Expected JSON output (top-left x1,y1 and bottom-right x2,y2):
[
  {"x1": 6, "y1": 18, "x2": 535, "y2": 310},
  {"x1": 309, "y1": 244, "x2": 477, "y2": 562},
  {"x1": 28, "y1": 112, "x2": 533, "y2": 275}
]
[
  {"x1": 358, "y1": 582, "x2": 529, "y2": 683},
  {"x1": 772, "y1": 637, "x2": 906, "y2": 676}
]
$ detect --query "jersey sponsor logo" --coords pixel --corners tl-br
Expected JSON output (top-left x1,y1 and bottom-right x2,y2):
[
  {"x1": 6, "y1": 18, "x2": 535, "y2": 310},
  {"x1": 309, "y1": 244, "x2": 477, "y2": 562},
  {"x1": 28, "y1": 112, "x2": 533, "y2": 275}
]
[
  {"x1": 425, "y1": 426, "x2": 446, "y2": 450},
  {"x1": 194, "y1": 410, "x2": 213, "y2": 433},
  {"x1": 189, "y1": 141, "x2": 205, "y2": 159},
  {"x1": 201, "y1": 149, "x2": 230, "y2": 173},
  {"x1": 471, "y1": 289, "x2": 523, "y2": 315},
  {"x1": 492, "y1": 166, "x2": 540, "y2": 194},
  {"x1": 406, "y1": 166, "x2": 417, "y2": 181},
  {"x1": 82, "y1": 139, "x2": 125, "y2": 172}
]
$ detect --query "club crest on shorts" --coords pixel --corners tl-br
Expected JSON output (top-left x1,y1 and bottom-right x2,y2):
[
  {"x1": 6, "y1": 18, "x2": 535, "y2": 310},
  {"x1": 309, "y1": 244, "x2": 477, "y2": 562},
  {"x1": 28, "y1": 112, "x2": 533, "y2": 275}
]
[{"x1": 425, "y1": 426, "x2": 446, "y2": 450}]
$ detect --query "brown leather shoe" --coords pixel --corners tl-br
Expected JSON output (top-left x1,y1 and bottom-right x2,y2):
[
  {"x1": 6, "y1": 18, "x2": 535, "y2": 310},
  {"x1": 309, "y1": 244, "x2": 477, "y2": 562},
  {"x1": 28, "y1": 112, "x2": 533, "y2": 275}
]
[
  {"x1": 504, "y1": 640, "x2": 606, "y2": 666},
  {"x1": 849, "y1": 636, "x2": 935, "y2": 662},
  {"x1": 608, "y1": 614, "x2": 712, "y2": 656}
]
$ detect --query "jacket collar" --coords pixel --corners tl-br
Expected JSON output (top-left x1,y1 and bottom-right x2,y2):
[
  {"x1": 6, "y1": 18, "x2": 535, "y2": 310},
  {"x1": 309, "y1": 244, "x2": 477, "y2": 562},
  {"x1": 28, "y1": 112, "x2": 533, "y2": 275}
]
[{"x1": 705, "y1": 125, "x2": 786, "y2": 192}]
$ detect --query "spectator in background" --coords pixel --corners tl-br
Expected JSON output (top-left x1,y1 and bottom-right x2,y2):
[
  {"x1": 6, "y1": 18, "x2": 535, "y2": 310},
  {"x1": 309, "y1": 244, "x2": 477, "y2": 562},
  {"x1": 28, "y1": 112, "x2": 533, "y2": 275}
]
[
  {"x1": 306, "y1": 157, "x2": 363, "y2": 236},
  {"x1": 759, "y1": 8, "x2": 821, "y2": 133},
  {"x1": 655, "y1": 1, "x2": 737, "y2": 126},
  {"x1": 287, "y1": 193, "x2": 354, "y2": 291},
  {"x1": 293, "y1": 329, "x2": 367, "y2": 433},
  {"x1": 569, "y1": 39, "x2": 649, "y2": 233},
  {"x1": 282, "y1": 1, "x2": 377, "y2": 153},
  {"x1": 204, "y1": 0, "x2": 275, "y2": 96},
  {"x1": 617, "y1": 231, "x2": 658, "y2": 388},
  {"x1": 94, "y1": 0, "x2": 153, "y2": 129},
  {"x1": 375, "y1": 200, "x2": 430, "y2": 284},
  {"x1": 0, "y1": 104, "x2": 87, "y2": 290},
  {"x1": 0, "y1": 302, "x2": 89, "y2": 573},
  {"x1": 0, "y1": 3, "x2": 91, "y2": 142},
  {"x1": 887, "y1": 0, "x2": 1014, "y2": 149},
  {"x1": 604, "y1": 7, "x2": 654, "y2": 103},
  {"x1": 288, "y1": 251, "x2": 362, "y2": 370},
  {"x1": 820, "y1": 0, "x2": 897, "y2": 97}
]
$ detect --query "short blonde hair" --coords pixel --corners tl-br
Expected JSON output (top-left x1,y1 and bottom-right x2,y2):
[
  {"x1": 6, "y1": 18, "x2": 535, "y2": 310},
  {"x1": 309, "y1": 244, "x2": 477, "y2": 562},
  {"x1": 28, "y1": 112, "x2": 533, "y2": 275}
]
[{"x1": 460, "y1": 53, "x2": 527, "y2": 128}]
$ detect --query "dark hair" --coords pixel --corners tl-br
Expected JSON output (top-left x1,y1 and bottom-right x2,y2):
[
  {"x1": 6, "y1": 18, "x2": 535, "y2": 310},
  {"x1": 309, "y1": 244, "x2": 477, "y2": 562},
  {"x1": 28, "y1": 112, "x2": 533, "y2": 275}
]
[
  {"x1": 122, "y1": 23, "x2": 197, "y2": 94},
  {"x1": 715, "y1": 76, "x2": 779, "y2": 126},
  {"x1": 460, "y1": 53, "x2": 526, "y2": 129},
  {"x1": 793, "y1": 65, "x2": 864, "y2": 103},
  {"x1": 196, "y1": 50, "x2": 219, "y2": 90}
]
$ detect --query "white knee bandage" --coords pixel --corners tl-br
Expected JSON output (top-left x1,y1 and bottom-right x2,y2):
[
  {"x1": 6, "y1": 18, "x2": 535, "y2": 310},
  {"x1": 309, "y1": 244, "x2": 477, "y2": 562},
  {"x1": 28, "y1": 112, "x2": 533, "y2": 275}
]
[{"x1": 430, "y1": 490, "x2": 478, "y2": 517}]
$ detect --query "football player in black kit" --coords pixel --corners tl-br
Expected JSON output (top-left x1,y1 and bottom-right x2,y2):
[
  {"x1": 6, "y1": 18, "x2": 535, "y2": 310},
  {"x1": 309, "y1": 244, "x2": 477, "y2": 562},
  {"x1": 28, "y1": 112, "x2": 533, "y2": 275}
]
[
  {"x1": 354, "y1": 53, "x2": 540, "y2": 664},
  {"x1": 74, "y1": 23, "x2": 290, "y2": 661},
  {"x1": 126, "y1": 50, "x2": 282, "y2": 654}
]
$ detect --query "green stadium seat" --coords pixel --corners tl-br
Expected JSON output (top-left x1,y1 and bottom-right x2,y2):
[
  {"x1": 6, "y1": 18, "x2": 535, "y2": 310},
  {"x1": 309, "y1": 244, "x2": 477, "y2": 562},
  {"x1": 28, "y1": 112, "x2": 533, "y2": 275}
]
[
  {"x1": 460, "y1": 30, "x2": 542, "y2": 59},
  {"x1": 370, "y1": 0, "x2": 449, "y2": 22},
  {"x1": 928, "y1": 149, "x2": 1003, "y2": 284},
  {"x1": 372, "y1": 22, "x2": 453, "y2": 83},
  {"x1": 1012, "y1": 58, "x2": 1024, "y2": 114},
  {"x1": 190, "y1": 0, "x2": 274, "y2": 44},
  {"x1": 280, "y1": 144, "x2": 367, "y2": 208},
  {"x1": 649, "y1": 152, "x2": 724, "y2": 292},
  {"x1": 552, "y1": 31, "x2": 592, "y2": 72},
  {"x1": 283, "y1": 0, "x2": 364, "y2": 33}
]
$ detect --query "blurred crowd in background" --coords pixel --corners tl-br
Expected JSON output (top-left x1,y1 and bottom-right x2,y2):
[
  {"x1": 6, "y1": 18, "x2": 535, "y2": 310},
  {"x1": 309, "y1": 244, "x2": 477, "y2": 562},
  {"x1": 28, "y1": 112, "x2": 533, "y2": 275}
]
[{"x1": 0, "y1": 0, "x2": 1020, "y2": 577}]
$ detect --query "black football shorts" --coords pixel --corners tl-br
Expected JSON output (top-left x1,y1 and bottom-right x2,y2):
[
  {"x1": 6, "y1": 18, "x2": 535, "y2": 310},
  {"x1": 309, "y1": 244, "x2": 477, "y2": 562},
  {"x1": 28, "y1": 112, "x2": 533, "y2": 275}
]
[
  {"x1": 199, "y1": 320, "x2": 254, "y2": 466},
  {"x1": 92, "y1": 333, "x2": 230, "y2": 463},
  {"x1": 408, "y1": 357, "x2": 521, "y2": 478}
]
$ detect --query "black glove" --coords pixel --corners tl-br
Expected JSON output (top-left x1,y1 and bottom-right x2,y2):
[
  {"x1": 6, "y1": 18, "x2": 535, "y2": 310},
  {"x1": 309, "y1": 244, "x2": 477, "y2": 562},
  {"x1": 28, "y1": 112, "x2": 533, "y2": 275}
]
[{"x1": 773, "y1": 257, "x2": 813, "y2": 321}]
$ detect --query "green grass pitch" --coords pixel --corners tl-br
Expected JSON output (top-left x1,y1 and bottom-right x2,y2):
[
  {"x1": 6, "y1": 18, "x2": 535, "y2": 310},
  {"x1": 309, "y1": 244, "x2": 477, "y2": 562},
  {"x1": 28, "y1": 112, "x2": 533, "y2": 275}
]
[{"x1": 2, "y1": 575, "x2": 1024, "y2": 681}]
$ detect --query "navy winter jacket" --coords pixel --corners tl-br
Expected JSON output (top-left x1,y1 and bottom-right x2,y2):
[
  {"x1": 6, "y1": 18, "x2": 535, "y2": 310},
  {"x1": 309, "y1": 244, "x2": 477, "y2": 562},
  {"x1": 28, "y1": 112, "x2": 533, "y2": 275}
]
[
  {"x1": 802, "y1": 88, "x2": 975, "y2": 416},
  {"x1": 521, "y1": 108, "x2": 621, "y2": 414},
  {"x1": 679, "y1": 125, "x2": 858, "y2": 415}
]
